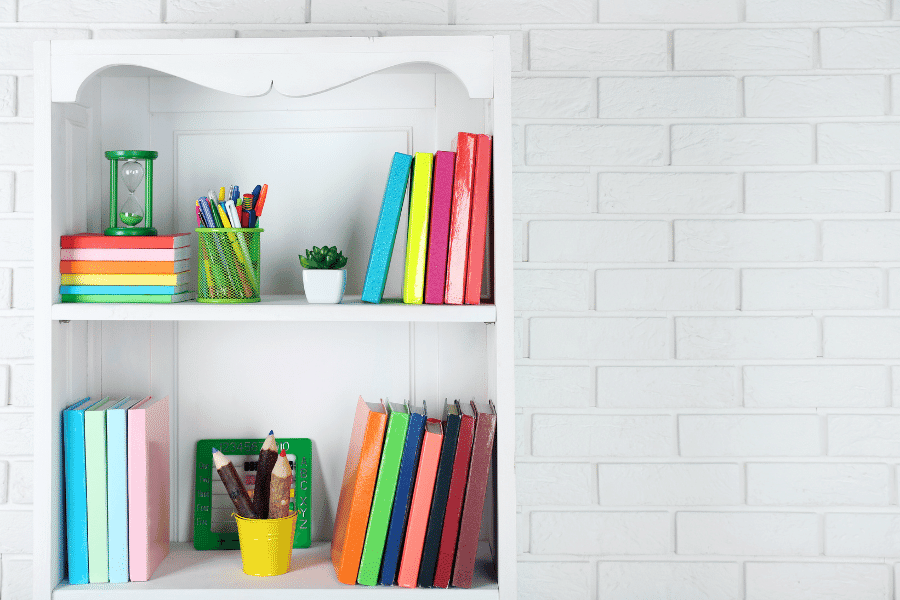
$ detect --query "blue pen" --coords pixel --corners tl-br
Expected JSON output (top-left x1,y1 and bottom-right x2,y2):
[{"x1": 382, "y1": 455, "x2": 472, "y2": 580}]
[
  {"x1": 231, "y1": 184, "x2": 240, "y2": 205},
  {"x1": 250, "y1": 185, "x2": 261, "y2": 228}
]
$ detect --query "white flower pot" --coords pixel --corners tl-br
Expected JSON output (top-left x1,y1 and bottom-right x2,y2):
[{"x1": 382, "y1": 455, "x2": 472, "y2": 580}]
[{"x1": 302, "y1": 269, "x2": 346, "y2": 304}]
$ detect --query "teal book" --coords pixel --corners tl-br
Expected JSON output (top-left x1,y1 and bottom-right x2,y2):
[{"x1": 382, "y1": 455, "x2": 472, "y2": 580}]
[
  {"x1": 63, "y1": 397, "x2": 102, "y2": 584},
  {"x1": 361, "y1": 152, "x2": 413, "y2": 303},
  {"x1": 356, "y1": 402, "x2": 410, "y2": 585},
  {"x1": 106, "y1": 396, "x2": 144, "y2": 583},
  {"x1": 85, "y1": 397, "x2": 117, "y2": 583}
]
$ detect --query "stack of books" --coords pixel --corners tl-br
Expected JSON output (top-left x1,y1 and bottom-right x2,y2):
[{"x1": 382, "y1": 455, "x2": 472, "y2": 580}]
[
  {"x1": 331, "y1": 397, "x2": 497, "y2": 589},
  {"x1": 361, "y1": 131, "x2": 493, "y2": 305},
  {"x1": 60, "y1": 233, "x2": 194, "y2": 303},
  {"x1": 63, "y1": 396, "x2": 170, "y2": 584}
]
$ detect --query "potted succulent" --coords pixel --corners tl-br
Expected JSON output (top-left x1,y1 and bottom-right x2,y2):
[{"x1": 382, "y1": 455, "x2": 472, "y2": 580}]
[{"x1": 299, "y1": 245, "x2": 348, "y2": 304}]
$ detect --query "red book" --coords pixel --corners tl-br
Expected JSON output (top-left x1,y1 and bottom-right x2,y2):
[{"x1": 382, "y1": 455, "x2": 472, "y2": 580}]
[
  {"x1": 452, "y1": 401, "x2": 497, "y2": 589},
  {"x1": 444, "y1": 133, "x2": 477, "y2": 305},
  {"x1": 432, "y1": 400, "x2": 476, "y2": 588},
  {"x1": 331, "y1": 397, "x2": 388, "y2": 585},
  {"x1": 61, "y1": 233, "x2": 192, "y2": 249},
  {"x1": 397, "y1": 418, "x2": 443, "y2": 589},
  {"x1": 464, "y1": 135, "x2": 492, "y2": 305},
  {"x1": 424, "y1": 151, "x2": 456, "y2": 305}
]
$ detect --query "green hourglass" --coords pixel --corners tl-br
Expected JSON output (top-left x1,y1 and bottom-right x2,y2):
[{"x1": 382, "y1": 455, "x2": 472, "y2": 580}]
[{"x1": 104, "y1": 150, "x2": 158, "y2": 236}]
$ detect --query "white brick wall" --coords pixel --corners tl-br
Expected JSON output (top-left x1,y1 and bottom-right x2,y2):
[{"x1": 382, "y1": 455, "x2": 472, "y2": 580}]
[{"x1": 6, "y1": 2, "x2": 900, "y2": 600}]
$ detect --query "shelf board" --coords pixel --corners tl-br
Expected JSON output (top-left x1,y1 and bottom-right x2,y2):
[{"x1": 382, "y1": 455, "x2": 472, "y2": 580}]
[
  {"x1": 52, "y1": 541, "x2": 499, "y2": 599},
  {"x1": 50, "y1": 295, "x2": 497, "y2": 323}
]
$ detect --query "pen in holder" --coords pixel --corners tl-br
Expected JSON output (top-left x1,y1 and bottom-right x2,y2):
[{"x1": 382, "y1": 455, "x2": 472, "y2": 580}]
[{"x1": 196, "y1": 228, "x2": 263, "y2": 303}]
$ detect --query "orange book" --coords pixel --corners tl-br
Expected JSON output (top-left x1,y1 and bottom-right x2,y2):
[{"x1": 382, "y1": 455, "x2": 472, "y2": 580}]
[
  {"x1": 464, "y1": 134, "x2": 492, "y2": 305},
  {"x1": 60, "y1": 260, "x2": 190, "y2": 275},
  {"x1": 444, "y1": 132, "x2": 477, "y2": 305},
  {"x1": 397, "y1": 418, "x2": 444, "y2": 588},
  {"x1": 331, "y1": 396, "x2": 388, "y2": 585}
]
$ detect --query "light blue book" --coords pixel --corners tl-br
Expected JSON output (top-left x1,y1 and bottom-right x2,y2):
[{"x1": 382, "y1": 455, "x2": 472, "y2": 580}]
[
  {"x1": 106, "y1": 396, "x2": 143, "y2": 583},
  {"x1": 60, "y1": 284, "x2": 189, "y2": 295},
  {"x1": 361, "y1": 152, "x2": 413, "y2": 303},
  {"x1": 63, "y1": 397, "x2": 102, "y2": 584}
]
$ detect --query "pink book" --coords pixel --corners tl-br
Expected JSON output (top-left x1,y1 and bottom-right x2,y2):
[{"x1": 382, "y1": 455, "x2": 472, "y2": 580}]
[
  {"x1": 128, "y1": 396, "x2": 169, "y2": 581},
  {"x1": 424, "y1": 151, "x2": 456, "y2": 304},
  {"x1": 60, "y1": 247, "x2": 191, "y2": 262}
]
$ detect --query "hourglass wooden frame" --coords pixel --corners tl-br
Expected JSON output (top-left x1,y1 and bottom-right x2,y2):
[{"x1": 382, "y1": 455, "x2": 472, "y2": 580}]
[{"x1": 104, "y1": 149, "x2": 158, "y2": 236}]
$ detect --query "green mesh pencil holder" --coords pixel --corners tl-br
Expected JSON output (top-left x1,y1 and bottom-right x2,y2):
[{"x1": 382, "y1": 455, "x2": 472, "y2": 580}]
[{"x1": 195, "y1": 228, "x2": 263, "y2": 303}]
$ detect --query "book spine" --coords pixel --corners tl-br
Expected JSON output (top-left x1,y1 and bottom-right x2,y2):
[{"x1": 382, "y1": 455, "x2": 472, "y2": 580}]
[
  {"x1": 444, "y1": 133, "x2": 477, "y2": 305},
  {"x1": 361, "y1": 152, "x2": 413, "y2": 304},
  {"x1": 106, "y1": 409, "x2": 129, "y2": 583},
  {"x1": 402, "y1": 153, "x2": 434, "y2": 305},
  {"x1": 63, "y1": 409, "x2": 90, "y2": 584},
  {"x1": 85, "y1": 409, "x2": 109, "y2": 582},
  {"x1": 433, "y1": 412, "x2": 476, "y2": 588},
  {"x1": 127, "y1": 408, "x2": 149, "y2": 581},
  {"x1": 60, "y1": 248, "x2": 189, "y2": 261},
  {"x1": 424, "y1": 151, "x2": 456, "y2": 305},
  {"x1": 61, "y1": 234, "x2": 189, "y2": 249},
  {"x1": 60, "y1": 260, "x2": 190, "y2": 275},
  {"x1": 60, "y1": 273, "x2": 187, "y2": 286},
  {"x1": 60, "y1": 285, "x2": 188, "y2": 295},
  {"x1": 61, "y1": 292, "x2": 195, "y2": 303},
  {"x1": 464, "y1": 134, "x2": 492, "y2": 305}
]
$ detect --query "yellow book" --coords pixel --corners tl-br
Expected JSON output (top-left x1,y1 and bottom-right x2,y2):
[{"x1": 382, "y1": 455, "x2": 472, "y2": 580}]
[
  {"x1": 402, "y1": 152, "x2": 434, "y2": 304},
  {"x1": 61, "y1": 272, "x2": 191, "y2": 286}
]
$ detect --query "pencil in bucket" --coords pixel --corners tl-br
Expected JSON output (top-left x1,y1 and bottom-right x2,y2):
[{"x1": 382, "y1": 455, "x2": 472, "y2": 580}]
[
  {"x1": 232, "y1": 510, "x2": 298, "y2": 577},
  {"x1": 195, "y1": 227, "x2": 263, "y2": 303}
]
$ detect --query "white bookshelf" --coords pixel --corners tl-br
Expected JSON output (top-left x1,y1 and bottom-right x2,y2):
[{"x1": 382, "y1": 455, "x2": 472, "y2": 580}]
[{"x1": 33, "y1": 37, "x2": 515, "y2": 600}]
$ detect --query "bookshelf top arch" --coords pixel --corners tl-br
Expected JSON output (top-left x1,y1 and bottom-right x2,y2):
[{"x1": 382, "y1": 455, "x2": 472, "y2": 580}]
[{"x1": 49, "y1": 36, "x2": 496, "y2": 103}]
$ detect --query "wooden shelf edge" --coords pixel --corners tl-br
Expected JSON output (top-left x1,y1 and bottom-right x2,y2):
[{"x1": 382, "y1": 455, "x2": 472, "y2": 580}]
[{"x1": 49, "y1": 295, "x2": 498, "y2": 323}]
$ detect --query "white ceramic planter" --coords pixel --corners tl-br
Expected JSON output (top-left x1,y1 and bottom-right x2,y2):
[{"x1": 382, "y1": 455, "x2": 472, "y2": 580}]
[{"x1": 302, "y1": 269, "x2": 346, "y2": 304}]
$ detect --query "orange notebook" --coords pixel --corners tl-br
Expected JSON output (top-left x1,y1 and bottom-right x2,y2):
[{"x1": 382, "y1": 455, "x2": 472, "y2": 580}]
[
  {"x1": 464, "y1": 134, "x2": 492, "y2": 305},
  {"x1": 444, "y1": 132, "x2": 477, "y2": 305},
  {"x1": 397, "y1": 418, "x2": 444, "y2": 588},
  {"x1": 60, "y1": 260, "x2": 190, "y2": 275},
  {"x1": 331, "y1": 396, "x2": 388, "y2": 585}
]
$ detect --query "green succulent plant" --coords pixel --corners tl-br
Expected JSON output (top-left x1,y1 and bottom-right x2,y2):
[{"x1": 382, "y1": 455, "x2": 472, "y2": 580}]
[{"x1": 299, "y1": 245, "x2": 348, "y2": 269}]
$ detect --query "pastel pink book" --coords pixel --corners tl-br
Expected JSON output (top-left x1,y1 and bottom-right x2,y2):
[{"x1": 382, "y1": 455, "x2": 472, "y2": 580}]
[
  {"x1": 424, "y1": 151, "x2": 456, "y2": 305},
  {"x1": 127, "y1": 396, "x2": 169, "y2": 582},
  {"x1": 60, "y1": 247, "x2": 191, "y2": 262}
]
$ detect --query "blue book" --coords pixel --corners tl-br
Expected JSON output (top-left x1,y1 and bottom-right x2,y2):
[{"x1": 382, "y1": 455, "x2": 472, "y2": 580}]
[
  {"x1": 63, "y1": 397, "x2": 103, "y2": 584},
  {"x1": 379, "y1": 402, "x2": 426, "y2": 585},
  {"x1": 106, "y1": 396, "x2": 143, "y2": 583},
  {"x1": 361, "y1": 152, "x2": 413, "y2": 303},
  {"x1": 60, "y1": 285, "x2": 189, "y2": 295}
]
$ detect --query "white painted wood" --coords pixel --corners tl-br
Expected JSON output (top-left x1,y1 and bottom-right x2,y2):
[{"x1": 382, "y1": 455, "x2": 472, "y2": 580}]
[
  {"x1": 51, "y1": 37, "x2": 494, "y2": 102},
  {"x1": 51, "y1": 295, "x2": 497, "y2": 322},
  {"x1": 38, "y1": 35, "x2": 513, "y2": 600},
  {"x1": 51, "y1": 542, "x2": 498, "y2": 599}
]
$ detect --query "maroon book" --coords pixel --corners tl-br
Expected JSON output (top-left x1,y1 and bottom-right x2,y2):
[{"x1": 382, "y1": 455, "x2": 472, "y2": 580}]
[
  {"x1": 452, "y1": 401, "x2": 497, "y2": 588},
  {"x1": 432, "y1": 400, "x2": 476, "y2": 588}
]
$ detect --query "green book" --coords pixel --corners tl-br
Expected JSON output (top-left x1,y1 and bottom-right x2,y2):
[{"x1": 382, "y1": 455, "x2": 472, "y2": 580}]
[
  {"x1": 356, "y1": 401, "x2": 410, "y2": 586},
  {"x1": 61, "y1": 292, "x2": 195, "y2": 303},
  {"x1": 85, "y1": 397, "x2": 117, "y2": 583}
]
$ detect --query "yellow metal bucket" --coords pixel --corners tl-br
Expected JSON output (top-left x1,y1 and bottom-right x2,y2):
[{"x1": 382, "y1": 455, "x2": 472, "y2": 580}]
[{"x1": 233, "y1": 511, "x2": 298, "y2": 576}]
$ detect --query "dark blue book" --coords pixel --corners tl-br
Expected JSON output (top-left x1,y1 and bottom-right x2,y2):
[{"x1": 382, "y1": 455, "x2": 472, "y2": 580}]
[
  {"x1": 361, "y1": 152, "x2": 413, "y2": 303},
  {"x1": 379, "y1": 403, "x2": 427, "y2": 585},
  {"x1": 417, "y1": 403, "x2": 461, "y2": 587}
]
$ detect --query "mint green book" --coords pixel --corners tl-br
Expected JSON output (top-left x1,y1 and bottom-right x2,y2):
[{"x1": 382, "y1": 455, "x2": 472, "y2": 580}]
[
  {"x1": 61, "y1": 292, "x2": 195, "y2": 303},
  {"x1": 356, "y1": 402, "x2": 410, "y2": 585},
  {"x1": 85, "y1": 397, "x2": 117, "y2": 583}
]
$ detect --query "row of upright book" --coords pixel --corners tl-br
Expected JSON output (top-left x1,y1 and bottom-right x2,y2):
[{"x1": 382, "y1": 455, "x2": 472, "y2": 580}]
[
  {"x1": 332, "y1": 396, "x2": 497, "y2": 589},
  {"x1": 362, "y1": 131, "x2": 492, "y2": 305},
  {"x1": 60, "y1": 233, "x2": 194, "y2": 303},
  {"x1": 63, "y1": 396, "x2": 170, "y2": 583}
]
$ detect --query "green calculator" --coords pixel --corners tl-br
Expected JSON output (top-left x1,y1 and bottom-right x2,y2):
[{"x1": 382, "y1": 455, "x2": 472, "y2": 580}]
[{"x1": 193, "y1": 438, "x2": 312, "y2": 550}]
